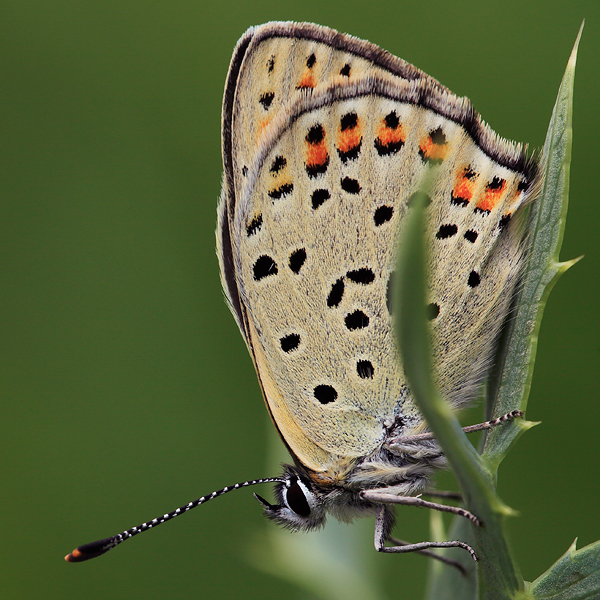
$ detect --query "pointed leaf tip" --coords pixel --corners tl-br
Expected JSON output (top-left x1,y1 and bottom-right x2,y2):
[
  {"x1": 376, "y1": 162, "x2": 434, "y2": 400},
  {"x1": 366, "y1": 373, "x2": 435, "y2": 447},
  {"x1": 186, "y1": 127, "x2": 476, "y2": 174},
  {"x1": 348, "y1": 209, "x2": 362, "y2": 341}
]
[{"x1": 569, "y1": 21, "x2": 584, "y2": 68}]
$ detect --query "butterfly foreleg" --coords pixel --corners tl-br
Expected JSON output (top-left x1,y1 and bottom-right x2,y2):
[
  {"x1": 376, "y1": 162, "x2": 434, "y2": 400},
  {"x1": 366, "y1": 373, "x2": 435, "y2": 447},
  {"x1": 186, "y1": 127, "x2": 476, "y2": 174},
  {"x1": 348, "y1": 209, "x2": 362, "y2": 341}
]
[{"x1": 362, "y1": 490, "x2": 480, "y2": 525}]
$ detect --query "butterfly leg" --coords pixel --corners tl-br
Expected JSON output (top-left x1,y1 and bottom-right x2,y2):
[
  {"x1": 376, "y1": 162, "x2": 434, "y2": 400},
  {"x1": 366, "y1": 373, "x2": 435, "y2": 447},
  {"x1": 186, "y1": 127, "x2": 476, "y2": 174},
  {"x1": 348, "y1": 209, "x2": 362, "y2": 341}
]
[
  {"x1": 362, "y1": 490, "x2": 480, "y2": 524},
  {"x1": 373, "y1": 506, "x2": 477, "y2": 562},
  {"x1": 389, "y1": 409, "x2": 524, "y2": 445},
  {"x1": 386, "y1": 535, "x2": 470, "y2": 574}
]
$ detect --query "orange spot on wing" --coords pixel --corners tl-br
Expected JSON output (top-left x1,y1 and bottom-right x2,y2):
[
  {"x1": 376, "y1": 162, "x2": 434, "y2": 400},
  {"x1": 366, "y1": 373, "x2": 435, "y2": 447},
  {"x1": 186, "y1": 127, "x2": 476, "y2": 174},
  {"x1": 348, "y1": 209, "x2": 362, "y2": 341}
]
[
  {"x1": 452, "y1": 167, "x2": 478, "y2": 203},
  {"x1": 305, "y1": 124, "x2": 329, "y2": 175},
  {"x1": 454, "y1": 179, "x2": 474, "y2": 201},
  {"x1": 477, "y1": 179, "x2": 507, "y2": 212},
  {"x1": 377, "y1": 123, "x2": 405, "y2": 146},
  {"x1": 297, "y1": 71, "x2": 316, "y2": 89},
  {"x1": 306, "y1": 143, "x2": 328, "y2": 167},
  {"x1": 337, "y1": 127, "x2": 362, "y2": 153},
  {"x1": 419, "y1": 136, "x2": 448, "y2": 162}
]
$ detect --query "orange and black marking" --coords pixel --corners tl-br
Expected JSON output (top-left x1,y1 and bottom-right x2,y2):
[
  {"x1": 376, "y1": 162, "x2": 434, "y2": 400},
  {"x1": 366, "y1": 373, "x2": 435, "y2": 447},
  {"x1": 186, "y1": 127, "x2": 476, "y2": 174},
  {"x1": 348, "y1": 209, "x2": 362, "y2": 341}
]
[
  {"x1": 246, "y1": 213, "x2": 263, "y2": 237},
  {"x1": 374, "y1": 111, "x2": 405, "y2": 156},
  {"x1": 269, "y1": 155, "x2": 287, "y2": 174},
  {"x1": 65, "y1": 548, "x2": 84, "y2": 562},
  {"x1": 65, "y1": 537, "x2": 116, "y2": 562},
  {"x1": 451, "y1": 166, "x2": 478, "y2": 207},
  {"x1": 267, "y1": 155, "x2": 293, "y2": 200},
  {"x1": 337, "y1": 112, "x2": 362, "y2": 163},
  {"x1": 267, "y1": 182, "x2": 293, "y2": 200},
  {"x1": 305, "y1": 123, "x2": 330, "y2": 178},
  {"x1": 296, "y1": 52, "x2": 317, "y2": 90},
  {"x1": 475, "y1": 176, "x2": 507, "y2": 214},
  {"x1": 419, "y1": 127, "x2": 448, "y2": 165},
  {"x1": 497, "y1": 179, "x2": 525, "y2": 230},
  {"x1": 498, "y1": 213, "x2": 512, "y2": 231}
]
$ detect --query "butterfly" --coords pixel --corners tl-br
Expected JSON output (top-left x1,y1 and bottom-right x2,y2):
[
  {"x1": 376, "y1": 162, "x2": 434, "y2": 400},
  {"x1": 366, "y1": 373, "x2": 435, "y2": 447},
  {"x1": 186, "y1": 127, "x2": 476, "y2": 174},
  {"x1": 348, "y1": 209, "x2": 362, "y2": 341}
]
[{"x1": 65, "y1": 21, "x2": 533, "y2": 564}]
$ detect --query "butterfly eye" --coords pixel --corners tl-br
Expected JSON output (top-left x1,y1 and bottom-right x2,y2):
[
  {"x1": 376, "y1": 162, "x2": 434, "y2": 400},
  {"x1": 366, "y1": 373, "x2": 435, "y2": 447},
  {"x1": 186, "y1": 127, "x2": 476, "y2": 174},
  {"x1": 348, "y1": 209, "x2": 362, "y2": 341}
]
[{"x1": 285, "y1": 480, "x2": 311, "y2": 517}]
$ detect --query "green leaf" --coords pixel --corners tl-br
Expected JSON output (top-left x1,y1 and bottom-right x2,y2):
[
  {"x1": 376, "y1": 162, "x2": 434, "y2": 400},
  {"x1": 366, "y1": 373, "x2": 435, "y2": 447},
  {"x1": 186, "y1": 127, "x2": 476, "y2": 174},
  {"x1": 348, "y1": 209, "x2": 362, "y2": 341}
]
[
  {"x1": 482, "y1": 22, "x2": 583, "y2": 466},
  {"x1": 525, "y1": 539, "x2": 600, "y2": 600}
]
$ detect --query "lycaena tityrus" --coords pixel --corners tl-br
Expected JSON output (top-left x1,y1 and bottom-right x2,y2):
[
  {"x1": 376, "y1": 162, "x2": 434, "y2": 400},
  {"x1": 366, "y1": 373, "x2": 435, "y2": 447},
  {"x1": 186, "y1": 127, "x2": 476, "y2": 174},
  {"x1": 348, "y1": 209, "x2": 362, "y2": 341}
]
[{"x1": 66, "y1": 21, "x2": 533, "y2": 564}]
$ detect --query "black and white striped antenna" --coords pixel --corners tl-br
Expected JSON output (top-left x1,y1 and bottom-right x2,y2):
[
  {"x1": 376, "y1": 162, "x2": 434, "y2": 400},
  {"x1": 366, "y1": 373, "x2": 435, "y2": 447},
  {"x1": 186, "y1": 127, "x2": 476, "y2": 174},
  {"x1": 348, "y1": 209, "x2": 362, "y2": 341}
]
[{"x1": 65, "y1": 477, "x2": 284, "y2": 562}]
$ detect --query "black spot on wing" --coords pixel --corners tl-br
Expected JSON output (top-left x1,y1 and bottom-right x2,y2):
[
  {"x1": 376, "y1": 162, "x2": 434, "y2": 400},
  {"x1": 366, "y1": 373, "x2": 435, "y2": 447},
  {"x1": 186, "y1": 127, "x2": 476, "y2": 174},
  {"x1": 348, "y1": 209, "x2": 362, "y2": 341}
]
[
  {"x1": 357, "y1": 360, "x2": 374, "y2": 379},
  {"x1": 280, "y1": 334, "x2": 300, "y2": 353},
  {"x1": 426, "y1": 303, "x2": 440, "y2": 320},
  {"x1": 253, "y1": 256, "x2": 278, "y2": 281},
  {"x1": 341, "y1": 177, "x2": 361, "y2": 194},
  {"x1": 259, "y1": 91, "x2": 274, "y2": 110},
  {"x1": 345, "y1": 310, "x2": 369, "y2": 330},
  {"x1": 346, "y1": 268, "x2": 375, "y2": 284},
  {"x1": 464, "y1": 229, "x2": 478, "y2": 243},
  {"x1": 289, "y1": 249, "x2": 307, "y2": 274},
  {"x1": 436, "y1": 224, "x2": 458, "y2": 239},
  {"x1": 311, "y1": 189, "x2": 330, "y2": 210},
  {"x1": 468, "y1": 271, "x2": 481, "y2": 288},
  {"x1": 314, "y1": 384, "x2": 337, "y2": 404},
  {"x1": 327, "y1": 279, "x2": 344, "y2": 308},
  {"x1": 374, "y1": 205, "x2": 394, "y2": 225},
  {"x1": 270, "y1": 155, "x2": 286, "y2": 173}
]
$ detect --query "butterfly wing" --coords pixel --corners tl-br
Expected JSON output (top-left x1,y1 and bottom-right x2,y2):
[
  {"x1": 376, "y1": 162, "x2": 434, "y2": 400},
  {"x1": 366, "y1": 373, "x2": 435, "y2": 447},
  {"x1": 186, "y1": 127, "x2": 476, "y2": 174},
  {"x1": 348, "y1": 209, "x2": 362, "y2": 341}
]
[{"x1": 217, "y1": 23, "x2": 536, "y2": 480}]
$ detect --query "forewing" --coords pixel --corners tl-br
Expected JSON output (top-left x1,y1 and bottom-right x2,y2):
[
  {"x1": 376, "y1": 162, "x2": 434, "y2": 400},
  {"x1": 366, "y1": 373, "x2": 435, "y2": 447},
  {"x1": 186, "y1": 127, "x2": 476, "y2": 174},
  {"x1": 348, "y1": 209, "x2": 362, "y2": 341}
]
[{"x1": 218, "y1": 22, "x2": 431, "y2": 332}]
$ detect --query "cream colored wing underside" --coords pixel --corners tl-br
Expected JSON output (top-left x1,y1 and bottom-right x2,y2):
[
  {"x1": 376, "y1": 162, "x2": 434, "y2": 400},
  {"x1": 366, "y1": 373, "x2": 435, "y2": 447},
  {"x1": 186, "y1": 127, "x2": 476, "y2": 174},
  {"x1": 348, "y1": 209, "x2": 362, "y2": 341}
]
[{"x1": 218, "y1": 24, "x2": 534, "y2": 476}]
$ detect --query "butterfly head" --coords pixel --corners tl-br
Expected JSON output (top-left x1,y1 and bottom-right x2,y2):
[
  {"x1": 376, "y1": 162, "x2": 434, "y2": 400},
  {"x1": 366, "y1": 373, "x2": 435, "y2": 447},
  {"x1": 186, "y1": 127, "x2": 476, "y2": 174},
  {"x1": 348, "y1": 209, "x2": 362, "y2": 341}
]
[{"x1": 253, "y1": 465, "x2": 329, "y2": 532}]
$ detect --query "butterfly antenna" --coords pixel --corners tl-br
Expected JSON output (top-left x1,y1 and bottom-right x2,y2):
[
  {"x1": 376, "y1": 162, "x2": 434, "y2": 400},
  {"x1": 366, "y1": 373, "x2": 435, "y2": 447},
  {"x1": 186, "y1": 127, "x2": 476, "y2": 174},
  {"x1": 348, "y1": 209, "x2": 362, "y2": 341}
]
[{"x1": 65, "y1": 477, "x2": 284, "y2": 562}]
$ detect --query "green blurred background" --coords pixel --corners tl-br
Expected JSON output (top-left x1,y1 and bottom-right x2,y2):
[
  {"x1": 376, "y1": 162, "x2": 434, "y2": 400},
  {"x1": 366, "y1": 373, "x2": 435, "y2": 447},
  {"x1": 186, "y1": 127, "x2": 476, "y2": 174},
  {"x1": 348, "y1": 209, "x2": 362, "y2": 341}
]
[{"x1": 1, "y1": 1, "x2": 598, "y2": 598}]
